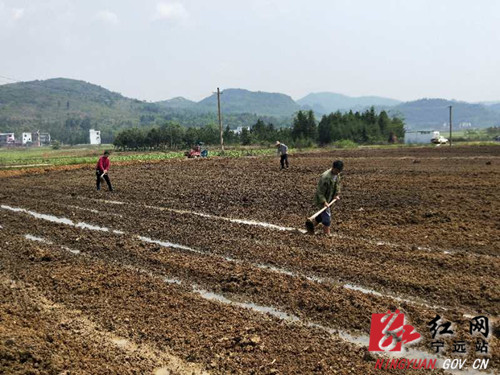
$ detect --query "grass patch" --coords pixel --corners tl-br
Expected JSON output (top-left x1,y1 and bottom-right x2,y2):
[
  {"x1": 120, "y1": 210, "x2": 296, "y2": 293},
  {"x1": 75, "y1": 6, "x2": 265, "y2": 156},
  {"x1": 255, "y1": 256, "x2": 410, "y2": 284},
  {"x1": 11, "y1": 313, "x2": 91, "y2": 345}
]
[{"x1": 0, "y1": 145, "x2": 278, "y2": 168}]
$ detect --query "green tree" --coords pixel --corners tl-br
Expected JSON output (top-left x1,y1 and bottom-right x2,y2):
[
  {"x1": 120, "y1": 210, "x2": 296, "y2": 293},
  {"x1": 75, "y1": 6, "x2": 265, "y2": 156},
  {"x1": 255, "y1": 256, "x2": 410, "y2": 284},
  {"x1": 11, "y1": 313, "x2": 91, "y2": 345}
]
[
  {"x1": 292, "y1": 110, "x2": 317, "y2": 141},
  {"x1": 160, "y1": 122, "x2": 184, "y2": 149},
  {"x1": 318, "y1": 115, "x2": 332, "y2": 145},
  {"x1": 223, "y1": 125, "x2": 238, "y2": 144},
  {"x1": 240, "y1": 127, "x2": 252, "y2": 145},
  {"x1": 378, "y1": 110, "x2": 390, "y2": 135}
]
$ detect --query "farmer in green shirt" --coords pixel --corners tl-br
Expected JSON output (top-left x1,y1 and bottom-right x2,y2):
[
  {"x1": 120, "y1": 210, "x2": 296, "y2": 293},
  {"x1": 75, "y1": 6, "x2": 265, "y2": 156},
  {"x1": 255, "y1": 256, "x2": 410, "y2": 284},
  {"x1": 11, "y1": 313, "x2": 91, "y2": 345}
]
[{"x1": 314, "y1": 160, "x2": 343, "y2": 236}]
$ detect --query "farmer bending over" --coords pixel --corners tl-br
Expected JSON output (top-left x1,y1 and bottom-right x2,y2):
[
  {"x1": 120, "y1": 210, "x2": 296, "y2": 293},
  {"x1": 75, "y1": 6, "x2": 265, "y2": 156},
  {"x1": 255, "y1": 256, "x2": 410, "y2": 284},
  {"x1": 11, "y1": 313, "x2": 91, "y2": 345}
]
[
  {"x1": 314, "y1": 160, "x2": 343, "y2": 236},
  {"x1": 276, "y1": 141, "x2": 289, "y2": 170},
  {"x1": 96, "y1": 150, "x2": 113, "y2": 191}
]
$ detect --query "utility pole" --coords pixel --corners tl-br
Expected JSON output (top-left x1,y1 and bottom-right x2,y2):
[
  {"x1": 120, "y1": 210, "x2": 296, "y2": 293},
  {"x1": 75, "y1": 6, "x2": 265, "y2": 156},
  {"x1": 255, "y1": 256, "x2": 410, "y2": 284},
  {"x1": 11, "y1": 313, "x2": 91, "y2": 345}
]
[
  {"x1": 448, "y1": 105, "x2": 452, "y2": 147},
  {"x1": 216, "y1": 87, "x2": 224, "y2": 152}
]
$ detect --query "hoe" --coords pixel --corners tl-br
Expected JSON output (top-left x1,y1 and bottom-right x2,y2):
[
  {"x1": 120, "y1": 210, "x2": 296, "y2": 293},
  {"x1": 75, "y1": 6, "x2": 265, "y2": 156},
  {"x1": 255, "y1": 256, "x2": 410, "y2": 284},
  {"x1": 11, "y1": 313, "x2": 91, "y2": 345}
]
[{"x1": 305, "y1": 198, "x2": 338, "y2": 234}]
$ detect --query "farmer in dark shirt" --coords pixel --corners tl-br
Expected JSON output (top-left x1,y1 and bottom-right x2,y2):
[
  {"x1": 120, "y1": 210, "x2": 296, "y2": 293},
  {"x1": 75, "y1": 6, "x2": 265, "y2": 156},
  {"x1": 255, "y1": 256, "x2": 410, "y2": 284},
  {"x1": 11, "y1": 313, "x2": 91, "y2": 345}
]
[
  {"x1": 314, "y1": 160, "x2": 343, "y2": 236},
  {"x1": 276, "y1": 141, "x2": 289, "y2": 170},
  {"x1": 96, "y1": 150, "x2": 113, "y2": 191}
]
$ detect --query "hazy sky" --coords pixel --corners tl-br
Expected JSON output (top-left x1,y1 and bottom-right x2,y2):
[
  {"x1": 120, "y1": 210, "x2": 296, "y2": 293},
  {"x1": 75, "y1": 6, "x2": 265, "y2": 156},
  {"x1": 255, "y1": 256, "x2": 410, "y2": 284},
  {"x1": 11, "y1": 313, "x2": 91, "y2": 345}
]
[{"x1": 1, "y1": 0, "x2": 499, "y2": 102}]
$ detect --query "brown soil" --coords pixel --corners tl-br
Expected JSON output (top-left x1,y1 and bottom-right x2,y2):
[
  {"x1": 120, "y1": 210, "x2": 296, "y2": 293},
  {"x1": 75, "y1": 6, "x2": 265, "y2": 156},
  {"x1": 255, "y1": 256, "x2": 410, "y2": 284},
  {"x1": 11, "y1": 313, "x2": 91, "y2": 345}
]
[{"x1": 1, "y1": 145, "x2": 498, "y2": 374}]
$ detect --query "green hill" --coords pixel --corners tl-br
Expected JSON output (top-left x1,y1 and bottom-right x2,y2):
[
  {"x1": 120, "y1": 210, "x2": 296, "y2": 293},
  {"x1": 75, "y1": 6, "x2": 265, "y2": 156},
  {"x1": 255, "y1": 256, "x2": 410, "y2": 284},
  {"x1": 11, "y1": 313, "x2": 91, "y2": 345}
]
[
  {"x1": 197, "y1": 88, "x2": 300, "y2": 116},
  {"x1": 156, "y1": 97, "x2": 198, "y2": 110},
  {"x1": 0, "y1": 78, "x2": 148, "y2": 120},
  {"x1": 0, "y1": 78, "x2": 163, "y2": 143},
  {"x1": 0, "y1": 79, "x2": 293, "y2": 144}
]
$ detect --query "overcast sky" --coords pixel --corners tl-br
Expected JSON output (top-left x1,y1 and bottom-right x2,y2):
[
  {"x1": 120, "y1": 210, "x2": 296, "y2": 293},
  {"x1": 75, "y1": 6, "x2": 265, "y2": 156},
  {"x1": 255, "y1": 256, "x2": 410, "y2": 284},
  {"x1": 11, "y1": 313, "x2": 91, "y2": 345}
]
[{"x1": 1, "y1": 0, "x2": 499, "y2": 102}]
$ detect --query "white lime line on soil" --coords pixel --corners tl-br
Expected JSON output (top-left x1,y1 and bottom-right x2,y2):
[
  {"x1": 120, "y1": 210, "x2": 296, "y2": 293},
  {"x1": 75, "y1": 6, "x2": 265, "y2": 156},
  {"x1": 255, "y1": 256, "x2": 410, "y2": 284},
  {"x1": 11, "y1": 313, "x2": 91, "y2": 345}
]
[
  {"x1": 81, "y1": 197, "x2": 304, "y2": 233},
  {"x1": 62, "y1": 204, "x2": 99, "y2": 214},
  {"x1": 83, "y1": 198, "x2": 495, "y2": 259},
  {"x1": 61, "y1": 246, "x2": 81, "y2": 255},
  {"x1": 102, "y1": 200, "x2": 125, "y2": 205},
  {"x1": 137, "y1": 234, "x2": 456, "y2": 313},
  {"x1": 1, "y1": 205, "x2": 111, "y2": 232},
  {"x1": 142, "y1": 202, "x2": 301, "y2": 232},
  {"x1": 24, "y1": 233, "x2": 80, "y2": 254},
  {"x1": 4, "y1": 205, "x2": 124, "y2": 246},
  {"x1": 60, "y1": 202, "x2": 124, "y2": 218},
  {"x1": 25, "y1": 234, "x2": 53, "y2": 244},
  {"x1": 120, "y1": 263, "x2": 183, "y2": 286},
  {"x1": 15, "y1": 231, "x2": 450, "y2": 372},
  {"x1": 2, "y1": 203, "x2": 477, "y2": 315},
  {"x1": 193, "y1": 287, "x2": 489, "y2": 375},
  {"x1": 194, "y1": 287, "x2": 300, "y2": 322},
  {"x1": 15, "y1": 231, "x2": 424, "y2": 371},
  {"x1": 138, "y1": 236, "x2": 200, "y2": 253},
  {"x1": 18, "y1": 230, "x2": 494, "y2": 374}
]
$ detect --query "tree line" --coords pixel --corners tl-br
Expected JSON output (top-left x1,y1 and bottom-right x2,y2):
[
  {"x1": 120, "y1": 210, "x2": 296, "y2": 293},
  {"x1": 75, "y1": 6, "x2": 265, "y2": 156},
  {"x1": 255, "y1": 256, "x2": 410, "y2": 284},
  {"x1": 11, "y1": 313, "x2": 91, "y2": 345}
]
[
  {"x1": 113, "y1": 108, "x2": 405, "y2": 150},
  {"x1": 317, "y1": 107, "x2": 404, "y2": 144},
  {"x1": 113, "y1": 121, "x2": 294, "y2": 151}
]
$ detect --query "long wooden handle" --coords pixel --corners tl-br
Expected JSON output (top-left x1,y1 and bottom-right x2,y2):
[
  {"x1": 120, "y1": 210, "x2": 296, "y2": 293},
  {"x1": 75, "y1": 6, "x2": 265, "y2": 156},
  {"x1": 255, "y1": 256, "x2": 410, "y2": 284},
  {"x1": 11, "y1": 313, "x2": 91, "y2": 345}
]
[{"x1": 307, "y1": 198, "x2": 338, "y2": 221}]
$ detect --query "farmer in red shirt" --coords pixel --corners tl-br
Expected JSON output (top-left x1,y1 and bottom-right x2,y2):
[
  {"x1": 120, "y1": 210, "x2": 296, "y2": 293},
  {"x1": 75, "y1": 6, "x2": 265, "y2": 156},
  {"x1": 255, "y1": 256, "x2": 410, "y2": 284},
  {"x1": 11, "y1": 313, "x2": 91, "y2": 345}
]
[{"x1": 96, "y1": 150, "x2": 113, "y2": 191}]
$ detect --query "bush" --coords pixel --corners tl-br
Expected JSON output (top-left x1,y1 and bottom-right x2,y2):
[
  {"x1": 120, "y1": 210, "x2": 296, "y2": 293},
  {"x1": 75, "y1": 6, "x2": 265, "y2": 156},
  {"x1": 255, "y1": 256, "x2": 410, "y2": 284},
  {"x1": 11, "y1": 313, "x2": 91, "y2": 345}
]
[
  {"x1": 51, "y1": 140, "x2": 61, "y2": 150},
  {"x1": 292, "y1": 137, "x2": 315, "y2": 149},
  {"x1": 334, "y1": 140, "x2": 358, "y2": 149}
]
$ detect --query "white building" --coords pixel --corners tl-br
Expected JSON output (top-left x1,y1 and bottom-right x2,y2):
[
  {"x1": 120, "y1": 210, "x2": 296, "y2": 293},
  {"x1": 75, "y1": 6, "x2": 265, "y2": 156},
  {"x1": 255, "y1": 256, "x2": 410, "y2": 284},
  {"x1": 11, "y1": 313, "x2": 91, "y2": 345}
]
[
  {"x1": 234, "y1": 126, "x2": 250, "y2": 134},
  {"x1": 404, "y1": 130, "x2": 440, "y2": 144},
  {"x1": 0, "y1": 133, "x2": 15, "y2": 145},
  {"x1": 89, "y1": 129, "x2": 101, "y2": 145},
  {"x1": 22, "y1": 132, "x2": 32, "y2": 144}
]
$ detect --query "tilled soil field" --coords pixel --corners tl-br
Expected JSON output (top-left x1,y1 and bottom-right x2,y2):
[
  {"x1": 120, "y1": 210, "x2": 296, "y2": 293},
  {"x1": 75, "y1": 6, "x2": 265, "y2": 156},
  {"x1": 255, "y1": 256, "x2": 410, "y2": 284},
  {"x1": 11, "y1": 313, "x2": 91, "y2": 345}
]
[{"x1": 1, "y1": 145, "x2": 499, "y2": 374}]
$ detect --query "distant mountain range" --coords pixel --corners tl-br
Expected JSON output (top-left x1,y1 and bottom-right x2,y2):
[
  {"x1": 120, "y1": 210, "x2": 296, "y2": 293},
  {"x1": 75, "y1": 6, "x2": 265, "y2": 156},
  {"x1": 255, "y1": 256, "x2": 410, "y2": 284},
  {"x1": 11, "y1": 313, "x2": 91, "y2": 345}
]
[
  {"x1": 0, "y1": 78, "x2": 499, "y2": 140},
  {"x1": 198, "y1": 89, "x2": 300, "y2": 117},
  {"x1": 297, "y1": 94, "x2": 500, "y2": 129},
  {"x1": 158, "y1": 88, "x2": 300, "y2": 117},
  {"x1": 386, "y1": 99, "x2": 500, "y2": 130},
  {"x1": 297, "y1": 92, "x2": 401, "y2": 113}
]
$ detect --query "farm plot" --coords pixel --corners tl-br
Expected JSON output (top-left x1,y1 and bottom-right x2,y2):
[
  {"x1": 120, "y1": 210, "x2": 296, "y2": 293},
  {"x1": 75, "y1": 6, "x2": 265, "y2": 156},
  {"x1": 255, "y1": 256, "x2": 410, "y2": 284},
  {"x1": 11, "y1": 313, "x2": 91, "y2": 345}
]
[{"x1": 0, "y1": 145, "x2": 499, "y2": 374}]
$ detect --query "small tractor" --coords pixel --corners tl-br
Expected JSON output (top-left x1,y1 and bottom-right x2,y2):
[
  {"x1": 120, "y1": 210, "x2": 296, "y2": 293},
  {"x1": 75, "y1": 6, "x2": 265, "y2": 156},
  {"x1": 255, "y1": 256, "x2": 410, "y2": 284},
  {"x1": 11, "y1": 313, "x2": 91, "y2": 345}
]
[{"x1": 185, "y1": 142, "x2": 208, "y2": 158}]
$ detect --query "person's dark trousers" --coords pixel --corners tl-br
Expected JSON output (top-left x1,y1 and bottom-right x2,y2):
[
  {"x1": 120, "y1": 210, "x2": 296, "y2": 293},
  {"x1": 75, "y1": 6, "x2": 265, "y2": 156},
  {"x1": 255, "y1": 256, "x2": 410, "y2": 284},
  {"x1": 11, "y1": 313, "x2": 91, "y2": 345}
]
[
  {"x1": 280, "y1": 154, "x2": 289, "y2": 169},
  {"x1": 96, "y1": 170, "x2": 113, "y2": 191}
]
